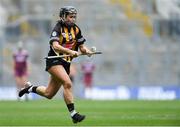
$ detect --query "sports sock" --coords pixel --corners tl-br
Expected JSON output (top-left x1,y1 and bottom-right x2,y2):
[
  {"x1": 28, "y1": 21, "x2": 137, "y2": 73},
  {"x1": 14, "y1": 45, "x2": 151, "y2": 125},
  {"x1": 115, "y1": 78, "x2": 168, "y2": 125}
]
[
  {"x1": 67, "y1": 103, "x2": 74, "y2": 112},
  {"x1": 67, "y1": 103, "x2": 77, "y2": 117},
  {"x1": 70, "y1": 110, "x2": 77, "y2": 117},
  {"x1": 29, "y1": 86, "x2": 38, "y2": 93}
]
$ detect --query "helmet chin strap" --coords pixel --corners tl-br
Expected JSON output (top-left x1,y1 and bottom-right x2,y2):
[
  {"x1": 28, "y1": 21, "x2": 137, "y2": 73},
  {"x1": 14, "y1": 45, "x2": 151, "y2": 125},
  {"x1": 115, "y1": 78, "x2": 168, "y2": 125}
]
[
  {"x1": 60, "y1": 14, "x2": 76, "y2": 26},
  {"x1": 60, "y1": 17, "x2": 64, "y2": 22}
]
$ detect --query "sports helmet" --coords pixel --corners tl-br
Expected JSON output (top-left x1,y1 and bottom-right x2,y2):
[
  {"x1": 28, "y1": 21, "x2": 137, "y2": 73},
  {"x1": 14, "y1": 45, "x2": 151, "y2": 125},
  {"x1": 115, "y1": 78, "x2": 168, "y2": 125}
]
[{"x1": 59, "y1": 6, "x2": 77, "y2": 20}]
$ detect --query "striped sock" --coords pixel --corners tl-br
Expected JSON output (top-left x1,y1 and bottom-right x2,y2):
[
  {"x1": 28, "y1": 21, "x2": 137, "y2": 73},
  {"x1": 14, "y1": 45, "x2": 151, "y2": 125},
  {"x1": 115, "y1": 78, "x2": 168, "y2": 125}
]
[{"x1": 28, "y1": 86, "x2": 37, "y2": 93}]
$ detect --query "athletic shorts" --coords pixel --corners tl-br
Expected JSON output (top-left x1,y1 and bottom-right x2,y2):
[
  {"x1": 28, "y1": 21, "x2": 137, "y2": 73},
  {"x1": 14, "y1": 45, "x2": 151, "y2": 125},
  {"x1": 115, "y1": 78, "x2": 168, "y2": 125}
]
[
  {"x1": 15, "y1": 69, "x2": 27, "y2": 77},
  {"x1": 45, "y1": 58, "x2": 70, "y2": 74}
]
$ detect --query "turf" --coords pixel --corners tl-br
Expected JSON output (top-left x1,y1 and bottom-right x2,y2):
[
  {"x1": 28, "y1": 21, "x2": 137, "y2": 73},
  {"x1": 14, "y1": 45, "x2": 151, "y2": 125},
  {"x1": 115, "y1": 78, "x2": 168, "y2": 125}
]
[{"x1": 0, "y1": 99, "x2": 180, "y2": 126}]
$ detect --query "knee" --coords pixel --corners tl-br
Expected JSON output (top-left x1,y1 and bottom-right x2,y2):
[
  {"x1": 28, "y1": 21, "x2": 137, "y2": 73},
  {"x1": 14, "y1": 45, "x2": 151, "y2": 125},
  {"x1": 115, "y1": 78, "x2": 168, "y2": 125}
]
[{"x1": 63, "y1": 81, "x2": 72, "y2": 89}]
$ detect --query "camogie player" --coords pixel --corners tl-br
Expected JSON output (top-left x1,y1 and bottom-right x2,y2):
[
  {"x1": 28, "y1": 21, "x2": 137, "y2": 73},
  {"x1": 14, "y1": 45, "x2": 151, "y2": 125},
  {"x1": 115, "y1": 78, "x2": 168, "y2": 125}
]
[
  {"x1": 13, "y1": 41, "x2": 29, "y2": 101},
  {"x1": 19, "y1": 6, "x2": 93, "y2": 123}
]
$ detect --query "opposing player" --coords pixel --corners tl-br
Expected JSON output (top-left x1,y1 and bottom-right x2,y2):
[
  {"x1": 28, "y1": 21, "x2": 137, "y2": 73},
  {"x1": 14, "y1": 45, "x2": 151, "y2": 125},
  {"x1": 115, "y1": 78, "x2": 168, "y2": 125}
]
[
  {"x1": 18, "y1": 6, "x2": 93, "y2": 123},
  {"x1": 81, "y1": 60, "x2": 95, "y2": 89},
  {"x1": 13, "y1": 41, "x2": 29, "y2": 101},
  {"x1": 81, "y1": 60, "x2": 95, "y2": 99}
]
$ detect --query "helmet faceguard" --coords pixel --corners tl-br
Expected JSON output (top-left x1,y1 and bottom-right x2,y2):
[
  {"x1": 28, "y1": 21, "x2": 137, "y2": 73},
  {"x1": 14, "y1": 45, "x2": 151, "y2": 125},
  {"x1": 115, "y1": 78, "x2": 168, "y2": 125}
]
[{"x1": 59, "y1": 6, "x2": 77, "y2": 24}]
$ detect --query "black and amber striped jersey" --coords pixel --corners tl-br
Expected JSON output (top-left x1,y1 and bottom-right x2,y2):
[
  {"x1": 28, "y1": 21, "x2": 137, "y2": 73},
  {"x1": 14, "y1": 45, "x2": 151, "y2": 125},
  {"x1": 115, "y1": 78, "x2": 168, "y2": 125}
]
[{"x1": 48, "y1": 20, "x2": 86, "y2": 62}]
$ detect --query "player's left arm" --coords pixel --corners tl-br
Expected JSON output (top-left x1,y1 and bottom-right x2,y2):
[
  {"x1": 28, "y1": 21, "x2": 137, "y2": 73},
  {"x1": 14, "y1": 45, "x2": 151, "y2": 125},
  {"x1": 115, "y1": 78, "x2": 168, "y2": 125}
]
[
  {"x1": 79, "y1": 44, "x2": 93, "y2": 57},
  {"x1": 75, "y1": 25, "x2": 93, "y2": 56}
]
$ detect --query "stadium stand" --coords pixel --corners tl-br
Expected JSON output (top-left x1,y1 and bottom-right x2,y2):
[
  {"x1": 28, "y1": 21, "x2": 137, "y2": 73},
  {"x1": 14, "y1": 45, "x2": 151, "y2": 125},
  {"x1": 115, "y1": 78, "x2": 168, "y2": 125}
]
[{"x1": 0, "y1": 0, "x2": 180, "y2": 91}]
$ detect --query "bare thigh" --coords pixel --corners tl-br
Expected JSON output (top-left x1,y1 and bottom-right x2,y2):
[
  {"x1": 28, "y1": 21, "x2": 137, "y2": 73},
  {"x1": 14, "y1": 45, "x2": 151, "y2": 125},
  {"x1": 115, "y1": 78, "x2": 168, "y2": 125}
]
[
  {"x1": 48, "y1": 65, "x2": 71, "y2": 85},
  {"x1": 46, "y1": 65, "x2": 71, "y2": 97}
]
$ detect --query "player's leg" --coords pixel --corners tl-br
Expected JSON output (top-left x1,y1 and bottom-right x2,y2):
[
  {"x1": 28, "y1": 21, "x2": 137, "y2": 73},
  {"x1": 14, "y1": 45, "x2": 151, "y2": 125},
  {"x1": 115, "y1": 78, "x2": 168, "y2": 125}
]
[
  {"x1": 48, "y1": 65, "x2": 85, "y2": 123},
  {"x1": 48, "y1": 65, "x2": 74, "y2": 103},
  {"x1": 48, "y1": 65, "x2": 75, "y2": 104},
  {"x1": 18, "y1": 65, "x2": 85, "y2": 123},
  {"x1": 15, "y1": 76, "x2": 22, "y2": 90},
  {"x1": 21, "y1": 75, "x2": 29, "y2": 101},
  {"x1": 15, "y1": 76, "x2": 22, "y2": 100},
  {"x1": 34, "y1": 76, "x2": 61, "y2": 99},
  {"x1": 19, "y1": 75, "x2": 61, "y2": 99}
]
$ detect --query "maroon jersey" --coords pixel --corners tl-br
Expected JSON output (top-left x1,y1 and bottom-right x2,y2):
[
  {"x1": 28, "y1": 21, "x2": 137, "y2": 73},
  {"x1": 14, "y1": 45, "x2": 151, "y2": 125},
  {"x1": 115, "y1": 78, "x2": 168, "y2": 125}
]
[
  {"x1": 81, "y1": 62, "x2": 95, "y2": 87},
  {"x1": 13, "y1": 49, "x2": 28, "y2": 77}
]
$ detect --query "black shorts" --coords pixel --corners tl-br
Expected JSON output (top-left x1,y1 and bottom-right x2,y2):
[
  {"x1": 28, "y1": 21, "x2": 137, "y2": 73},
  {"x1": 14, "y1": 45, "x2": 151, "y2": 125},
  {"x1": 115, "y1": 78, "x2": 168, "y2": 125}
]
[{"x1": 45, "y1": 58, "x2": 70, "y2": 74}]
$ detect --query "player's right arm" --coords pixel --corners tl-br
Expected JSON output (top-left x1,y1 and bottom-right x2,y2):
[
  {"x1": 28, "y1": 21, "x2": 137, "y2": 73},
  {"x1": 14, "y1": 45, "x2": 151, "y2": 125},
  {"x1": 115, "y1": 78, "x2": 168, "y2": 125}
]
[{"x1": 52, "y1": 41, "x2": 78, "y2": 57}]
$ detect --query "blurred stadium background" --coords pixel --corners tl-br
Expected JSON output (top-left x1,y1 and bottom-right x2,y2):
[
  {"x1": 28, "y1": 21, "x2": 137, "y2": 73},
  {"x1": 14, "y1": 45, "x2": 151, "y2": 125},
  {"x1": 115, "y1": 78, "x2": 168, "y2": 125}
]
[{"x1": 0, "y1": 0, "x2": 180, "y2": 100}]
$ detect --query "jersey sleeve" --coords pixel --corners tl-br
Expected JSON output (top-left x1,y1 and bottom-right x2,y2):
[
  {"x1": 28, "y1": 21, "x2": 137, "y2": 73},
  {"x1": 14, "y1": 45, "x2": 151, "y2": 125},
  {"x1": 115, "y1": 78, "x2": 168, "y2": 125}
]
[
  {"x1": 76, "y1": 25, "x2": 86, "y2": 46},
  {"x1": 49, "y1": 22, "x2": 61, "y2": 45}
]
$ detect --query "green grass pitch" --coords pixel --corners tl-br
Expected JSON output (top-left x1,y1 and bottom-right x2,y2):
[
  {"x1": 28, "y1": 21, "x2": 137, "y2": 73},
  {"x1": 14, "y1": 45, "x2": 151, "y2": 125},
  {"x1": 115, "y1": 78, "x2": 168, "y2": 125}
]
[{"x1": 0, "y1": 99, "x2": 180, "y2": 126}]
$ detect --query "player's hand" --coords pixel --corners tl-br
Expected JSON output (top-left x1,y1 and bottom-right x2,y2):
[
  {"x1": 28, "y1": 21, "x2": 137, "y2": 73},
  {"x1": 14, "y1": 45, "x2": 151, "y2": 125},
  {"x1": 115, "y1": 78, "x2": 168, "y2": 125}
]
[
  {"x1": 69, "y1": 50, "x2": 79, "y2": 58},
  {"x1": 85, "y1": 50, "x2": 93, "y2": 57}
]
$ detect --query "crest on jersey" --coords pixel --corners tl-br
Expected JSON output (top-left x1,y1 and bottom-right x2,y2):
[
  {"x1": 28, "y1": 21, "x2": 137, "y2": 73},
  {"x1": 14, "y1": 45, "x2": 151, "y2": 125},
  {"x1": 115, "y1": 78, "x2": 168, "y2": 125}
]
[{"x1": 52, "y1": 31, "x2": 57, "y2": 37}]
